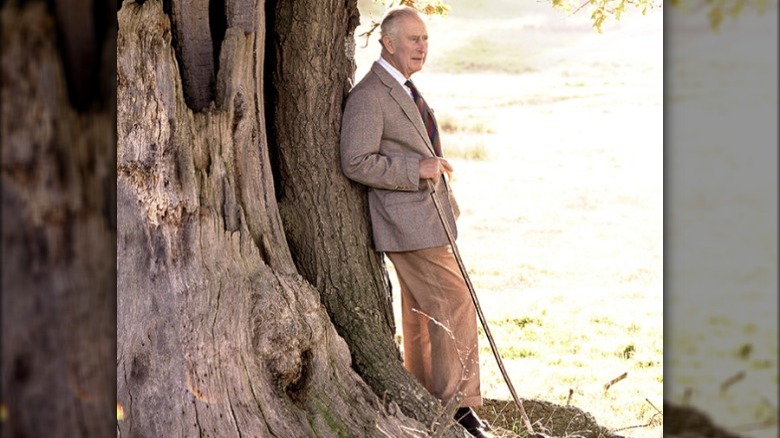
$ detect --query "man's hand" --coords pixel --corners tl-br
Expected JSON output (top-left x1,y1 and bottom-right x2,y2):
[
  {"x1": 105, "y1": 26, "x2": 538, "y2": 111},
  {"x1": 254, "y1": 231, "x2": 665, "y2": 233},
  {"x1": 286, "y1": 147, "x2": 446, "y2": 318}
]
[{"x1": 419, "y1": 157, "x2": 453, "y2": 181}]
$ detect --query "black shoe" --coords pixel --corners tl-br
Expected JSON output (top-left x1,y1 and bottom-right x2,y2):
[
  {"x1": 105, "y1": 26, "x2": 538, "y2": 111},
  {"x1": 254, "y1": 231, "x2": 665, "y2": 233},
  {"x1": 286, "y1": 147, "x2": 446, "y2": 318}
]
[{"x1": 454, "y1": 407, "x2": 494, "y2": 438}]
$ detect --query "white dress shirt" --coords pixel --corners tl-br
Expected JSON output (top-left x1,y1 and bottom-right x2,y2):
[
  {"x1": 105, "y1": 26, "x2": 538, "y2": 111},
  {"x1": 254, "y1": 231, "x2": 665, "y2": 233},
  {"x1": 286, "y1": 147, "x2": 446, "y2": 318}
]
[{"x1": 377, "y1": 56, "x2": 414, "y2": 99}]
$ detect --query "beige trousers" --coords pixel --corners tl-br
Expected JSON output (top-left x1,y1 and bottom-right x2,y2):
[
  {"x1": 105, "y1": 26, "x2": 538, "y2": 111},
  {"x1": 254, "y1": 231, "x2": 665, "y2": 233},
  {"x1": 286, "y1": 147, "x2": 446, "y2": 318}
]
[{"x1": 386, "y1": 246, "x2": 482, "y2": 407}]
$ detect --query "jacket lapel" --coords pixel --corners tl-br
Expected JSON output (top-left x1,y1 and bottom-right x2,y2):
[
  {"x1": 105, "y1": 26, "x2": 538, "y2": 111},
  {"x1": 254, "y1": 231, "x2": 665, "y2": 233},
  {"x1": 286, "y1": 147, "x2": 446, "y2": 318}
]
[{"x1": 371, "y1": 63, "x2": 436, "y2": 157}]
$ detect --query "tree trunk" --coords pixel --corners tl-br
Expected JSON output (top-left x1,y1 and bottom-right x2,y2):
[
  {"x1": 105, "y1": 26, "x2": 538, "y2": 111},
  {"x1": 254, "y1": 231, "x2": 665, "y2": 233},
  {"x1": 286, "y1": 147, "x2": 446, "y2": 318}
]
[
  {"x1": 116, "y1": 1, "x2": 445, "y2": 436},
  {"x1": 1, "y1": 2, "x2": 115, "y2": 437},
  {"x1": 265, "y1": 0, "x2": 446, "y2": 424}
]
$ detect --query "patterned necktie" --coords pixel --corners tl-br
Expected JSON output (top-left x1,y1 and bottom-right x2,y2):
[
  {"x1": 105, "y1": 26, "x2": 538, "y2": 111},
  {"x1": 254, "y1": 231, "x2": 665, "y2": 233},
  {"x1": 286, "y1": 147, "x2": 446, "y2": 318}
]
[{"x1": 405, "y1": 80, "x2": 442, "y2": 157}]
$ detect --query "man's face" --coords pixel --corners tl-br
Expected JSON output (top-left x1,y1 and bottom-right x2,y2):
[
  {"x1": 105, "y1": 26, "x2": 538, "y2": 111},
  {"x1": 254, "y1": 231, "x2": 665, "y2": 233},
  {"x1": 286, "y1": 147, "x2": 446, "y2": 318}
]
[{"x1": 384, "y1": 16, "x2": 428, "y2": 78}]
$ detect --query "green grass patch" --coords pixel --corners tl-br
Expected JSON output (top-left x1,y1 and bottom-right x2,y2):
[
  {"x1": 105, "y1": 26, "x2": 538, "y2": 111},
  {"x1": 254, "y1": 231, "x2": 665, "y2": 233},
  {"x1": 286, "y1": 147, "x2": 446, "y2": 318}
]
[
  {"x1": 620, "y1": 343, "x2": 636, "y2": 359},
  {"x1": 502, "y1": 344, "x2": 536, "y2": 359},
  {"x1": 433, "y1": 35, "x2": 539, "y2": 74},
  {"x1": 737, "y1": 342, "x2": 753, "y2": 360},
  {"x1": 589, "y1": 314, "x2": 616, "y2": 325},
  {"x1": 635, "y1": 358, "x2": 660, "y2": 369},
  {"x1": 500, "y1": 315, "x2": 541, "y2": 329}
]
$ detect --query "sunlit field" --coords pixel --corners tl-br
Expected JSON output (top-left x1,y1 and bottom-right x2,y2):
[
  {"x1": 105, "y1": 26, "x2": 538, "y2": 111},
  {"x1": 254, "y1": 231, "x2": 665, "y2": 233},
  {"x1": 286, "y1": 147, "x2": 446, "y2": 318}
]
[
  {"x1": 664, "y1": 4, "x2": 779, "y2": 438},
  {"x1": 354, "y1": 0, "x2": 663, "y2": 436}
]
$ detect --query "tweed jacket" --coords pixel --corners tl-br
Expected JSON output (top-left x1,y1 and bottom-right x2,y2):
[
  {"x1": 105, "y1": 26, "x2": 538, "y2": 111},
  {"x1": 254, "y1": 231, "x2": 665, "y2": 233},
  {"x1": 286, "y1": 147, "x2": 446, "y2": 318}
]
[{"x1": 340, "y1": 62, "x2": 459, "y2": 252}]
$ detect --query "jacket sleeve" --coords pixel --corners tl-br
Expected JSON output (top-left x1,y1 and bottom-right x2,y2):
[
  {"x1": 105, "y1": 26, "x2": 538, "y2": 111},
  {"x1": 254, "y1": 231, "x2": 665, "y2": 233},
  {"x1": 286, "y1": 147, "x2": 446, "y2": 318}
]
[{"x1": 340, "y1": 88, "x2": 420, "y2": 191}]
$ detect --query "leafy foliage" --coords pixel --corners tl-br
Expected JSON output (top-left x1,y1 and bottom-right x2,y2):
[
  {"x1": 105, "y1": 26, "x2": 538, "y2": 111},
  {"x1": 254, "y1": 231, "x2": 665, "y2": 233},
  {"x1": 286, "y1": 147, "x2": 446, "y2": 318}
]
[
  {"x1": 378, "y1": 0, "x2": 661, "y2": 32},
  {"x1": 358, "y1": 0, "x2": 451, "y2": 45},
  {"x1": 550, "y1": 0, "x2": 661, "y2": 32},
  {"x1": 373, "y1": 0, "x2": 768, "y2": 33},
  {"x1": 378, "y1": 0, "x2": 451, "y2": 16}
]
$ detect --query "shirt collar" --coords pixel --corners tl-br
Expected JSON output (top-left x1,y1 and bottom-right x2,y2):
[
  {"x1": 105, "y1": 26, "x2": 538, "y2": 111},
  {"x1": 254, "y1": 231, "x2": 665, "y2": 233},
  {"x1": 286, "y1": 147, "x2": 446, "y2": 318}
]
[{"x1": 377, "y1": 56, "x2": 411, "y2": 90}]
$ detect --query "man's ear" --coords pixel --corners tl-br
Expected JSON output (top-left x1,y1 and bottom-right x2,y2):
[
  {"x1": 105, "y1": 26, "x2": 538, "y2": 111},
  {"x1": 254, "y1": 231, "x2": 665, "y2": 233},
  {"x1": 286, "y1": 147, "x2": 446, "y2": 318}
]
[{"x1": 382, "y1": 35, "x2": 395, "y2": 54}]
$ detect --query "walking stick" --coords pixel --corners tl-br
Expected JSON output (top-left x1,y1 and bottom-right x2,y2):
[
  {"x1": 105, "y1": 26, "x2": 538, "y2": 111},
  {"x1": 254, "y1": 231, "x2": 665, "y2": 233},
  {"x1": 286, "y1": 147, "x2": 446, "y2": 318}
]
[{"x1": 427, "y1": 179, "x2": 542, "y2": 437}]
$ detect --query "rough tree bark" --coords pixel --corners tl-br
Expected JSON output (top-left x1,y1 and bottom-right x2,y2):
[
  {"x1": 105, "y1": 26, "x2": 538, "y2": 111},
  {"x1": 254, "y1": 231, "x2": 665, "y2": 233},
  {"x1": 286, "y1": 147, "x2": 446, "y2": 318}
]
[
  {"x1": 116, "y1": 0, "x2": 457, "y2": 436},
  {"x1": 1, "y1": 1, "x2": 116, "y2": 437},
  {"x1": 265, "y1": 0, "x2": 447, "y2": 424}
]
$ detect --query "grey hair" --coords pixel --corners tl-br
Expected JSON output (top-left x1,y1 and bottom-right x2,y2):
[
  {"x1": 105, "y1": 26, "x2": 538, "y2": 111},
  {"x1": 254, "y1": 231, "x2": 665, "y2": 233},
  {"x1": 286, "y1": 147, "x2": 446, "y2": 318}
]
[{"x1": 380, "y1": 6, "x2": 421, "y2": 44}]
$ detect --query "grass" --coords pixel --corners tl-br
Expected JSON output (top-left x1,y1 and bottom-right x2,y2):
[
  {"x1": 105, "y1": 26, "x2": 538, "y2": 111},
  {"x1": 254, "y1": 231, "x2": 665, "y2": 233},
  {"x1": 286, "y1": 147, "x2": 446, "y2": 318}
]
[
  {"x1": 443, "y1": 138, "x2": 489, "y2": 160},
  {"x1": 436, "y1": 113, "x2": 492, "y2": 160},
  {"x1": 432, "y1": 35, "x2": 540, "y2": 75},
  {"x1": 437, "y1": 114, "x2": 494, "y2": 134}
]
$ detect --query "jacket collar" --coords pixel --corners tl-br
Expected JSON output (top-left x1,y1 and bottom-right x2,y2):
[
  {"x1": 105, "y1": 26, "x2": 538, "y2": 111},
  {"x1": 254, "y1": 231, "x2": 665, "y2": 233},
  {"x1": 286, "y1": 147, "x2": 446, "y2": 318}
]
[{"x1": 371, "y1": 62, "x2": 436, "y2": 156}]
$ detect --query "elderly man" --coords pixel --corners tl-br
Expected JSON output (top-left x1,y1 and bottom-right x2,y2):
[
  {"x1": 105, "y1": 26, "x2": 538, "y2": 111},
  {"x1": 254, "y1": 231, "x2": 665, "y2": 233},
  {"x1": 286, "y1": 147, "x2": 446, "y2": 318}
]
[{"x1": 340, "y1": 6, "x2": 492, "y2": 437}]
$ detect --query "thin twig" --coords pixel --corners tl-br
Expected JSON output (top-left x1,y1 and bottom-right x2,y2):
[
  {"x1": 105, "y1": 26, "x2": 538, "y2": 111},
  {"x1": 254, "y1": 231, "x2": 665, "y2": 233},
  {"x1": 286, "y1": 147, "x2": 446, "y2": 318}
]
[
  {"x1": 411, "y1": 308, "x2": 456, "y2": 338},
  {"x1": 645, "y1": 397, "x2": 662, "y2": 416},
  {"x1": 406, "y1": 308, "x2": 474, "y2": 437},
  {"x1": 430, "y1": 392, "x2": 465, "y2": 438},
  {"x1": 566, "y1": 388, "x2": 574, "y2": 406},
  {"x1": 379, "y1": 390, "x2": 388, "y2": 415},
  {"x1": 572, "y1": 0, "x2": 590, "y2": 15},
  {"x1": 375, "y1": 422, "x2": 394, "y2": 438},
  {"x1": 611, "y1": 413, "x2": 661, "y2": 432},
  {"x1": 399, "y1": 424, "x2": 430, "y2": 438},
  {"x1": 603, "y1": 371, "x2": 628, "y2": 392},
  {"x1": 611, "y1": 398, "x2": 663, "y2": 432},
  {"x1": 357, "y1": 22, "x2": 381, "y2": 48},
  {"x1": 719, "y1": 370, "x2": 745, "y2": 393},
  {"x1": 569, "y1": 0, "x2": 647, "y2": 15}
]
